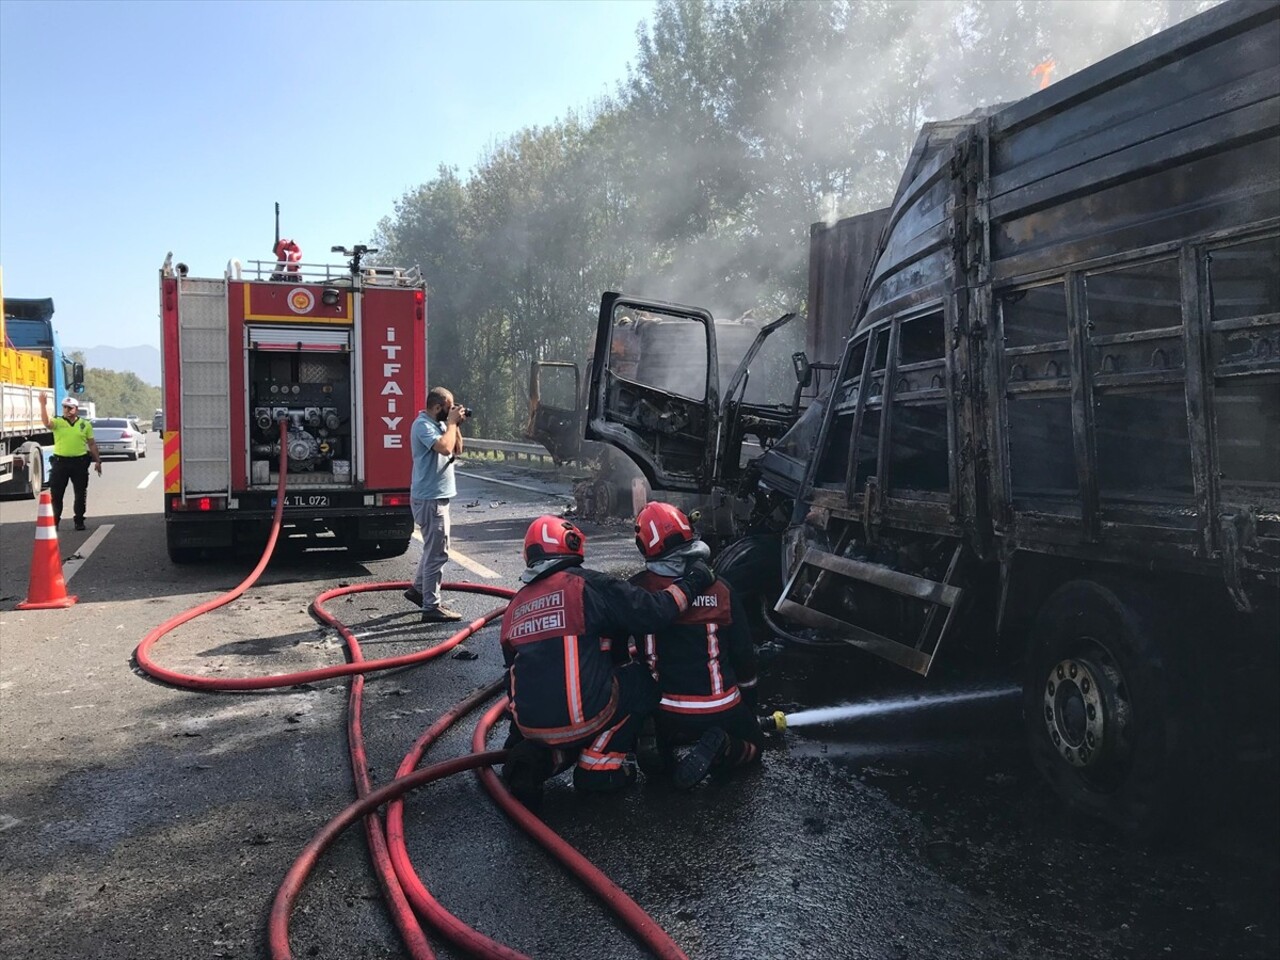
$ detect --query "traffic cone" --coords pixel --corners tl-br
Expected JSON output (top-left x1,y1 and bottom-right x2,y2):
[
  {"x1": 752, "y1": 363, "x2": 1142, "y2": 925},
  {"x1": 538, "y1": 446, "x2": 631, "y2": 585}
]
[{"x1": 17, "y1": 490, "x2": 77, "y2": 610}]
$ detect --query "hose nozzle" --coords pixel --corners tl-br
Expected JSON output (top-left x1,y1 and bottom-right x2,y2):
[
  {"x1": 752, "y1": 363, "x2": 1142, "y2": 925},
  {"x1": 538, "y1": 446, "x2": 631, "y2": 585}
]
[{"x1": 759, "y1": 710, "x2": 787, "y2": 733}]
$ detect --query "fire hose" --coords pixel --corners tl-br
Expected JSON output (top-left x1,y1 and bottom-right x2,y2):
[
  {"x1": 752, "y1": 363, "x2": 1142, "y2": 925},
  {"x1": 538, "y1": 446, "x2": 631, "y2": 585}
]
[{"x1": 133, "y1": 421, "x2": 690, "y2": 960}]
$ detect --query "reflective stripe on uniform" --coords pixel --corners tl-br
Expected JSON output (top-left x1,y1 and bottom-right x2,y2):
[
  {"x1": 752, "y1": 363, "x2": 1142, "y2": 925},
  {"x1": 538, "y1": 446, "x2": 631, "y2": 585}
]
[
  {"x1": 563, "y1": 634, "x2": 583, "y2": 724},
  {"x1": 659, "y1": 688, "x2": 741, "y2": 713}
]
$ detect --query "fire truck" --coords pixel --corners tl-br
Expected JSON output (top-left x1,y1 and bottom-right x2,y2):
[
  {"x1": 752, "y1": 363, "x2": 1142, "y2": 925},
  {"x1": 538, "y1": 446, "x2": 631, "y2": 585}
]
[{"x1": 158, "y1": 245, "x2": 426, "y2": 563}]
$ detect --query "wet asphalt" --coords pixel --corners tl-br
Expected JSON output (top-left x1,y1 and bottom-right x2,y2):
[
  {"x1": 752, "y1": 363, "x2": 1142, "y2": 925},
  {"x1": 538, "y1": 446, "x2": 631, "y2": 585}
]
[{"x1": 0, "y1": 454, "x2": 1276, "y2": 960}]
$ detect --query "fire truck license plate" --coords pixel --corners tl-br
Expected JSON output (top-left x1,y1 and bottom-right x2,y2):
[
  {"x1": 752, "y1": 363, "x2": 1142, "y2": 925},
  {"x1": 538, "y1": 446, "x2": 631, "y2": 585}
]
[{"x1": 274, "y1": 495, "x2": 330, "y2": 508}]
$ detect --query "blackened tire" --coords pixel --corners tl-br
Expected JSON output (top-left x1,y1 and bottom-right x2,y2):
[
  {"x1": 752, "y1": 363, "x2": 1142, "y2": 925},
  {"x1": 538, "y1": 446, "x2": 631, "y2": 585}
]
[
  {"x1": 1023, "y1": 579, "x2": 1185, "y2": 837},
  {"x1": 715, "y1": 533, "x2": 783, "y2": 645},
  {"x1": 715, "y1": 533, "x2": 782, "y2": 595}
]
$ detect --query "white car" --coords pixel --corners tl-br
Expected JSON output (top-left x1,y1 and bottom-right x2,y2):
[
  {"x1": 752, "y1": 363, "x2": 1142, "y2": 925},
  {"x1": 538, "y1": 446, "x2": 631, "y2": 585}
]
[{"x1": 91, "y1": 418, "x2": 148, "y2": 460}]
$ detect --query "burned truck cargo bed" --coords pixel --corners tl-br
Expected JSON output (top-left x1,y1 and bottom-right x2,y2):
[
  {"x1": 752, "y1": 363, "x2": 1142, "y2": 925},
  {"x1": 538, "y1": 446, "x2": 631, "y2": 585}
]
[{"x1": 588, "y1": 0, "x2": 1280, "y2": 834}]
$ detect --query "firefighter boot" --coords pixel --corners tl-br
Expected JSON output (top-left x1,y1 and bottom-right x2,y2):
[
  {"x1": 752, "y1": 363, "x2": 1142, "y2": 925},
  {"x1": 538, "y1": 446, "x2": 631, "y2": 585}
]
[
  {"x1": 674, "y1": 727, "x2": 730, "y2": 790},
  {"x1": 572, "y1": 755, "x2": 639, "y2": 794},
  {"x1": 502, "y1": 739, "x2": 555, "y2": 813},
  {"x1": 635, "y1": 717, "x2": 671, "y2": 777}
]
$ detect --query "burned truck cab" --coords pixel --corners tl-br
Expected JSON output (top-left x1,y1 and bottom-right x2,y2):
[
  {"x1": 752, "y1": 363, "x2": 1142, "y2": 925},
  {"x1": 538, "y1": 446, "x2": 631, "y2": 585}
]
[{"x1": 588, "y1": 1, "x2": 1280, "y2": 833}]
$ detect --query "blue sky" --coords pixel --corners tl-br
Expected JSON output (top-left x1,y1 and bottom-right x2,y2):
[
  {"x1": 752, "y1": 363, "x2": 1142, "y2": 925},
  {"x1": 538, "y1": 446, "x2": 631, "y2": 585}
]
[{"x1": 0, "y1": 0, "x2": 653, "y2": 352}]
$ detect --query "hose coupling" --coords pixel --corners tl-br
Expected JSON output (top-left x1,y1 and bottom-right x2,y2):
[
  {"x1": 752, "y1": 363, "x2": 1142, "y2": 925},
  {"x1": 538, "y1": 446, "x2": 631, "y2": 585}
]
[{"x1": 759, "y1": 710, "x2": 787, "y2": 732}]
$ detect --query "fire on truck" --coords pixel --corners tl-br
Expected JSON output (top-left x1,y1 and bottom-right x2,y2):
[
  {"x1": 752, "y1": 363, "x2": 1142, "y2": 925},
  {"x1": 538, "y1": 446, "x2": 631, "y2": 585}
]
[{"x1": 158, "y1": 244, "x2": 426, "y2": 563}]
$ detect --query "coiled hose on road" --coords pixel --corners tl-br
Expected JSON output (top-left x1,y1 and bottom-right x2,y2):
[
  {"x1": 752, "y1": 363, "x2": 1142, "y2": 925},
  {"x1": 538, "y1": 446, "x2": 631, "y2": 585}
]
[{"x1": 133, "y1": 423, "x2": 689, "y2": 960}]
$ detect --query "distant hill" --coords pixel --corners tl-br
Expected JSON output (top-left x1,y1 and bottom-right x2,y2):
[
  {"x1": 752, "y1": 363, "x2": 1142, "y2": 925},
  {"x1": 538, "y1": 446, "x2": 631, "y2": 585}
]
[{"x1": 69, "y1": 344, "x2": 162, "y2": 387}]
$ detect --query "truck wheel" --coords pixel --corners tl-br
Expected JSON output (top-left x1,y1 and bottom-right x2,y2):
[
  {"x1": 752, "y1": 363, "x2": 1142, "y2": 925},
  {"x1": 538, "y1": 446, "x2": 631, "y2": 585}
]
[
  {"x1": 1023, "y1": 579, "x2": 1185, "y2": 836},
  {"x1": 715, "y1": 533, "x2": 783, "y2": 645},
  {"x1": 25, "y1": 446, "x2": 44, "y2": 498}
]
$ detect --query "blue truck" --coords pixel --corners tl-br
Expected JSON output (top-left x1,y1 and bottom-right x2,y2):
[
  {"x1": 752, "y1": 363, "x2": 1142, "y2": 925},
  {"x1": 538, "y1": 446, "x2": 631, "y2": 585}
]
[{"x1": 1, "y1": 288, "x2": 85, "y2": 498}]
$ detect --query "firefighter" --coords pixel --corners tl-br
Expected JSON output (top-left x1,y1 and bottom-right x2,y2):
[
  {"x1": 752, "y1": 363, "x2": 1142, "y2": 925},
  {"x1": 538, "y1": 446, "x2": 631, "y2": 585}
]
[
  {"x1": 499, "y1": 514, "x2": 715, "y2": 809},
  {"x1": 628, "y1": 502, "x2": 763, "y2": 790}
]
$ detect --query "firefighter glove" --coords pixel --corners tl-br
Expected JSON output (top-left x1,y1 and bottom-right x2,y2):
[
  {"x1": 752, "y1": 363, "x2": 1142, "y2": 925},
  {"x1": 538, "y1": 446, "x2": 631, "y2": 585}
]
[{"x1": 674, "y1": 560, "x2": 715, "y2": 603}]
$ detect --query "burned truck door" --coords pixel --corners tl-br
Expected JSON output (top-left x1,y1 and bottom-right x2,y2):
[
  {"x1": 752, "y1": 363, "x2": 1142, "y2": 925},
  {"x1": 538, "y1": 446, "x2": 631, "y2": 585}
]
[
  {"x1": 586, "y1": 293, "x2": 720, "y2": 492},
  {"x1": 716, "y1": 311, "x2": 802, "y2": 486},
  {"x1": 525, "y1": 360, "x2": 583, "y2": 465}
]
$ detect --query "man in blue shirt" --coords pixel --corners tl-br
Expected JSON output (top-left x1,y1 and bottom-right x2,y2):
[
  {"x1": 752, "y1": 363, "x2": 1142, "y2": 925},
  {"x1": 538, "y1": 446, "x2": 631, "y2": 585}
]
[{"x1": 407, "y1": 386, "x2": 467, "y2": 622}]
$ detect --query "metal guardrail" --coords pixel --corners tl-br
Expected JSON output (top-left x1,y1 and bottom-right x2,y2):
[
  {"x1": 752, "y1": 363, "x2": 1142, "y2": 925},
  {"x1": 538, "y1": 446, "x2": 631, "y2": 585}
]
[
  {"x1": 462, "y1": 438, "x2": 558, "y2": 464},
  {"x1": 226, "y1": 260, "x2": 424, "y2": 286}
]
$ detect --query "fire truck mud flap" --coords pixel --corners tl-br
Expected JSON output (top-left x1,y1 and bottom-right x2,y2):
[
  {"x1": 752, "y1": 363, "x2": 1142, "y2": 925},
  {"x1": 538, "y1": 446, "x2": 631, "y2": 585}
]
[{"x1": 166, "y1": 517, "x2": 232, "y2": 564}]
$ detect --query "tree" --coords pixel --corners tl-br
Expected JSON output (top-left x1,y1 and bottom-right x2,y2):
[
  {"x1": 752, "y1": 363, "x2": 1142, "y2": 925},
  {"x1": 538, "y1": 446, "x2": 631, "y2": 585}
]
[{"x1": 372, "y1": 0, "x2": 1219, "y2": 437}]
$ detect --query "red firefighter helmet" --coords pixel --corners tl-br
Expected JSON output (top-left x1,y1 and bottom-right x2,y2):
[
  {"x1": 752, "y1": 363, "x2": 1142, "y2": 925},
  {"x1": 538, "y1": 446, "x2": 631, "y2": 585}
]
[
  {"x1": 523, "y1": 515, "x2": 586, "y2": 565},
  {"x1": 634, "y1": 501, "x2": 696, "y2": 560}
]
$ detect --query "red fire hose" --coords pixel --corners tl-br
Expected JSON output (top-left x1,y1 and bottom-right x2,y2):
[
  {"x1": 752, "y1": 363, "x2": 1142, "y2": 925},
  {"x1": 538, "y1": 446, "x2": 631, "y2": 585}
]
[{"x1": 133, "y1": 423, "x2": 690, "y2": 960}]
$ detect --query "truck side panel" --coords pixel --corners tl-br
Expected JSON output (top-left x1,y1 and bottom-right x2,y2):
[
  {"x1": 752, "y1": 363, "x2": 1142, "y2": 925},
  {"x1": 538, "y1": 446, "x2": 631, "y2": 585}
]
[{"x1": 358, "y1": 286, "x2": 424, "y2": 491}]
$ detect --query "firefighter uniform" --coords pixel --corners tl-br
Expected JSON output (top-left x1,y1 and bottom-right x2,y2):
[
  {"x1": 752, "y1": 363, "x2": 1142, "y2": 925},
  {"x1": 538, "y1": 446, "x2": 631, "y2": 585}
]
[
  {"x1": 500, "y1": 562, "x2": 706, "y2": 795},
  {"x1": 628, "y1": 569, "x2": 764, "y2": 778}
]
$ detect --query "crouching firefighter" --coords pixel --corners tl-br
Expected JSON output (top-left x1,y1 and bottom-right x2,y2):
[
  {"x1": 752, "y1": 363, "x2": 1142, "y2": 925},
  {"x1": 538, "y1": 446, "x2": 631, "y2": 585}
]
[
  {"x1": 499, "y1": 514, "x2": 716, "y2": 809},
  {"x1": 629, "y1": 502, "x2": 764, "y2": 790}
]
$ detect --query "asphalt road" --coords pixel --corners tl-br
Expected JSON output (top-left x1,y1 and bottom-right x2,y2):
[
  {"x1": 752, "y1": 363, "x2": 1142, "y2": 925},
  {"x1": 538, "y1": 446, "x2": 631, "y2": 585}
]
[{"x1": 0, "y1": 452, "x2": 1276, "y2": 960}]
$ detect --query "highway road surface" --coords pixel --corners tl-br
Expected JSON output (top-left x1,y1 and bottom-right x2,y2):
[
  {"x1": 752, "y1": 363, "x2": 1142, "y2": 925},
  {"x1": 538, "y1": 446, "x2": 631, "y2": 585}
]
[{"x1": 0, "y1": 452, "x2": 1276, "y2": 960}]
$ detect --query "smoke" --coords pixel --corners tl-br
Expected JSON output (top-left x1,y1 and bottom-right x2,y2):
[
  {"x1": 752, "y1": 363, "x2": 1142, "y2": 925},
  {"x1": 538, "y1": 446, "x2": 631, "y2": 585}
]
[{"x1": 621, "y1": 0, "x2": 1222, "y2": 319}]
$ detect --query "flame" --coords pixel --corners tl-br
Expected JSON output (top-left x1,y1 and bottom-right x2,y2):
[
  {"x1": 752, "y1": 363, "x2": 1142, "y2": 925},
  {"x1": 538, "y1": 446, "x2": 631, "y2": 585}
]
[{"x1": 1031, "y1": 57, "x2": 1057, "y2": 90}]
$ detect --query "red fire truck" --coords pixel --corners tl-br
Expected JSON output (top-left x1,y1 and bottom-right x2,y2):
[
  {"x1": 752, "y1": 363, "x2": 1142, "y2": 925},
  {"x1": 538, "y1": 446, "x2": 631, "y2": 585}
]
[{"x1": 158, "y1": 245, "x2": 426, "y2": 563}]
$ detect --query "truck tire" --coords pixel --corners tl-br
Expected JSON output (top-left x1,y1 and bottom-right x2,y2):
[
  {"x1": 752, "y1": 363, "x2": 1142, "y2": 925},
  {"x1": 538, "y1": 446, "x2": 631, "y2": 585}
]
[
  {"x1": 1023, "y1": 579, "x2": 1186, "y2": 836},
  {"x1": 23, "y1": 444, "x2": 44, "y2": 498},
  {"x1": 715, "y1": 533, "x2": 783, "y2": 645}
]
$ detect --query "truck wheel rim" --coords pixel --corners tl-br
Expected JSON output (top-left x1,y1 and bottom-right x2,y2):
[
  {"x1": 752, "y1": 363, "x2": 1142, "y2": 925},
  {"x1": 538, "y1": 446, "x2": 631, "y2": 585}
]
[{"x1": 1042, "y1": 653, "x2": 1125, "y2": 772}]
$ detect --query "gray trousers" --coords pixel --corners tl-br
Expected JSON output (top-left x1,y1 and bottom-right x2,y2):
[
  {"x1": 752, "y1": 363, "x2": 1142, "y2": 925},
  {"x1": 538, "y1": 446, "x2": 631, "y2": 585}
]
[{"x1": 411, "y1": 498, "x2": 451, "y2": 610}]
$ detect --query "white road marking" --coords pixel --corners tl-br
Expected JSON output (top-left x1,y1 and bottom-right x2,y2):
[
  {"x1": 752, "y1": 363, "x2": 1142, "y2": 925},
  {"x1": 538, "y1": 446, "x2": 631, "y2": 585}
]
[
  {"x1": 447, "y1": 546, "x2": 501, "y2": 580},
  {"x1": 62, "y1": 524, "x2": 113, "y2": 584},
  {"x1": 138, "y1": 471, "x2": 160, "y2": 489},
  {"x1": 410, "y1": 521, "x2": 501, "y2": 578}
]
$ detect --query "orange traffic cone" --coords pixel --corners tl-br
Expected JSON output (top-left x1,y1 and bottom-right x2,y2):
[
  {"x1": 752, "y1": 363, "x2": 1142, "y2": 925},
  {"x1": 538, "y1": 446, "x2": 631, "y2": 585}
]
[{"x1": 17, "y1": 490, "x2": 77, "y2": 610}]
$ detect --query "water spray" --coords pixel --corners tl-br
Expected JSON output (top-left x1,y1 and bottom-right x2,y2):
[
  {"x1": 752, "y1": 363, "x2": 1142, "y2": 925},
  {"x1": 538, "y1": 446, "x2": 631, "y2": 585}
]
[{"x1": 760, "y1": 685, "x2": 1019, "y2": 732}]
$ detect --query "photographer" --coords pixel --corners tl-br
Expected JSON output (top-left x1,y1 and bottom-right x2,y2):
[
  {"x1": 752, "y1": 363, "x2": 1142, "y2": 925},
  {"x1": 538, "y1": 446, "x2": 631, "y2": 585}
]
[{"x1": 406, "y1": 386, "x2": 468, "y2": 622}]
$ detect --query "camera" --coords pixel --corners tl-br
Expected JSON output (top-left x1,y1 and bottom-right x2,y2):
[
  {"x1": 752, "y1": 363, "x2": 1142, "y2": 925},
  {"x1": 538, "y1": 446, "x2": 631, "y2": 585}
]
[{"x1": 456, "y1": 406, "x2": 472, "y2": 420}]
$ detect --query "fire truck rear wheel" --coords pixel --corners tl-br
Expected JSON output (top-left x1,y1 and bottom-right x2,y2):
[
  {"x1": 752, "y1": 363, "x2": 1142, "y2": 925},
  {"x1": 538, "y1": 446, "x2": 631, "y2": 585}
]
[{"x1": 1023, "y1": 578, "x2": 1187, "y2": 837}]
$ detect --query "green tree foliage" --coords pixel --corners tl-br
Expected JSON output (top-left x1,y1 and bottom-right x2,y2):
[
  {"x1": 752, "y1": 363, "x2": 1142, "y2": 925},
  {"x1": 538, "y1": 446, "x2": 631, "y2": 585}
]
[
  {"x1": 75, "y1": 352, "x2": 161, "y2": 420},
  {"x1": 374, "y1": 0, "x2": 1218, "y2": 438}
]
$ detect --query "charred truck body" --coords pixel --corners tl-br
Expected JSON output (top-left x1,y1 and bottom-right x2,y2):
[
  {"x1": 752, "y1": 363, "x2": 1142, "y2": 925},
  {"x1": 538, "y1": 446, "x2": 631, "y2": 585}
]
[
  {"x1": 588, "y1": 0, "x2": 1280, "y2": 831},
  {"x1": 158, "y1": 252, "x2": 426, "y2": 562}
]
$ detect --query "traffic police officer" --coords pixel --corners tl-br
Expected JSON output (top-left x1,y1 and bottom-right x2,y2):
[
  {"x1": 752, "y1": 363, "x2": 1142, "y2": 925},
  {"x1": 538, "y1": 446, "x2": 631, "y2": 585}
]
[{"x1": 39, "y1": 395, "x2": 102, "y2": 530}]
